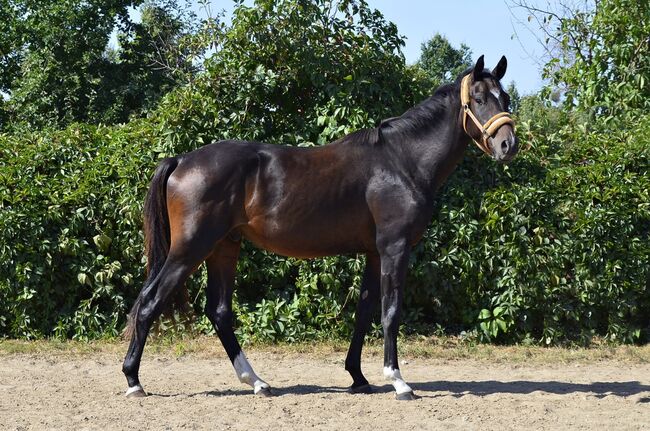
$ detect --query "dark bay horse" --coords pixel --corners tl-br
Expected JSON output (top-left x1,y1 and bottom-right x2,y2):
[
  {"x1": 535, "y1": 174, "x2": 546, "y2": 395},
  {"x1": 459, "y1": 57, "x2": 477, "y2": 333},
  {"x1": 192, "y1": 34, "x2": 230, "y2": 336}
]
[{"x1": 122, "y1": 55, "x2": 518, "y2": 400}]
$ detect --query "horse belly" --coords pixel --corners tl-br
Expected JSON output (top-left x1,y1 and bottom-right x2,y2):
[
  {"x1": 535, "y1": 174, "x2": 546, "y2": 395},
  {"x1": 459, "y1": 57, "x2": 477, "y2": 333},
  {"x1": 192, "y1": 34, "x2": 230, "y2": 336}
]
[
  {"x1": 240, "y1": 143, "x2": 375, "y2": 257},
  {"x1": 240, "y1": 211, "x2": 374, "y2": 258}
]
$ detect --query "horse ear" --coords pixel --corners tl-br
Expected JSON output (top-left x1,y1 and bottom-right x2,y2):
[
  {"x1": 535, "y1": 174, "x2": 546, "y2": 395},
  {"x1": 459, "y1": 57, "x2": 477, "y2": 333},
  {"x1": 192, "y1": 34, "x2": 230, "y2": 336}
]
[
  {"x1": 473, "y1": 55, "x2": 485, "y2": 81},
  {"x1": 492, "y1": 55, "x2": 507, "y2": 80}
]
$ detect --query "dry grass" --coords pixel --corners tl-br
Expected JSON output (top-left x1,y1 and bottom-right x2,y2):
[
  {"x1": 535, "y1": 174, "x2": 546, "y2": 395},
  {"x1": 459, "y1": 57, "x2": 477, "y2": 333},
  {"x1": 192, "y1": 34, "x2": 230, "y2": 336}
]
[{"x1": 2, "y1": 336, "x2": 649, "y2": 364}]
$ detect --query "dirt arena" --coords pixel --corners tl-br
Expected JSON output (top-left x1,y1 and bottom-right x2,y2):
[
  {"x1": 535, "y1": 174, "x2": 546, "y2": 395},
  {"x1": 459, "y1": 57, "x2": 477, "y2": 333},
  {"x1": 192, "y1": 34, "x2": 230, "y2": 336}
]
[{"x1": 1, "y1": 341, "x2": 649, "y2": 430}]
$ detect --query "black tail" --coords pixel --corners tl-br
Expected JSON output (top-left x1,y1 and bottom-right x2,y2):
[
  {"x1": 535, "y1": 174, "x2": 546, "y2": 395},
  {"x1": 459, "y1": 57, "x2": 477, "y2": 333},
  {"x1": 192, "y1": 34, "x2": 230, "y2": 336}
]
[{"x1": 124, "y1": 157, "x2": 186, "y2": 339}]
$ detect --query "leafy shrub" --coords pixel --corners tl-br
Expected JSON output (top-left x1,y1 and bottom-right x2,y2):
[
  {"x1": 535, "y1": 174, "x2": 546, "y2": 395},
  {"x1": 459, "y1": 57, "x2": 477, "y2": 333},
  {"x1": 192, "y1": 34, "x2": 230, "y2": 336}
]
[
  {"x1": 152, "y1": 0, "x2": 427, "y2": 153},
  {"x1": 0, "y1": 0, "x2": 648, "y2": 345},
  {"x1": 0, "y1": 0, "x2": 420, "y2": 341},
  {"x1": 0, "y1": 122, "x2": 156, "y2": 338},
  {"x1": 539, "y1": 0, "x2": 650, "y2": 119},
  {"x1": 407, "y1": 113, "x2": 650, "y2": 344},
  {"x1": 2, "y1": 107, "x2": 648, "y2": 344}
]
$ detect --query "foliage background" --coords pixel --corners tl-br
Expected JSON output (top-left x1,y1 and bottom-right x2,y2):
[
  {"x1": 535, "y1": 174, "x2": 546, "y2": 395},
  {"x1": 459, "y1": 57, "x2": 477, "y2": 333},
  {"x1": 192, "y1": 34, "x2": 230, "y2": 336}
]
[{"x1": 0, "y1": 0, "x2": 648, "y2": 344}]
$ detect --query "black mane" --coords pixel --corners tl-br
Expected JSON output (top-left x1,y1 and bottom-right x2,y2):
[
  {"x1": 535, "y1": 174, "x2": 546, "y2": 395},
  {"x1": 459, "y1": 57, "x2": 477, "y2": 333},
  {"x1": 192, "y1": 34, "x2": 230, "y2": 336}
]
[
  {"x1": 333, "y1": 70, "x2": 481, "y2": 147},
  {"x1": 377, "y1": 79, "x2": 462, "y2": 141},
  {"x1": 332, "y1": 127, "x2": 381, "y2": 146}
]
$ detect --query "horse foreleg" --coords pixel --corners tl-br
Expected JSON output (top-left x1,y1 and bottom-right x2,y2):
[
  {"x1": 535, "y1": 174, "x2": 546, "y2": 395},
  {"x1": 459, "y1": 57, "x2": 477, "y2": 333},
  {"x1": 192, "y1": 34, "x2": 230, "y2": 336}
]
[
  {"x1": 379, "y1": 239, "x2": 417, "y2": 400},
  {"x1": 205, "y1": 239, "x2": 271, "y2": 396},
  {"x1": 345, "y1": 253, "x2": 380, "y2": 393}
]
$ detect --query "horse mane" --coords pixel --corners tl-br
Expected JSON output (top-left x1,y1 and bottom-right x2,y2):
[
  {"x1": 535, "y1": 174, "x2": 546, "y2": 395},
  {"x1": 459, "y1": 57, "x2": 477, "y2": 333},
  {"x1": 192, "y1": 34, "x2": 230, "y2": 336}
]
[
  {"x1": 330, "y1": 72, "x2": 470, "y2": 147},
  {"x1": 377, "y1": 82, "x2": 459, "y2": 140},
  {"x1": 331, "y1": 126, "x2": 381, "y2": 146},
  {"x1": 377, "y1": 70, "x2": 477, "y2": 144}
]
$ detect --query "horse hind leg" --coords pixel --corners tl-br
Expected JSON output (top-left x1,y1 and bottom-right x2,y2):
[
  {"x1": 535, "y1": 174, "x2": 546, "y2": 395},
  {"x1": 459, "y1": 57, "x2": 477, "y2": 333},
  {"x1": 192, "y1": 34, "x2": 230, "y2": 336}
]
[
  {"x1": 204, "y1": 236, "x2": 272, "y2": 396},
  {"x1": 122, "y1": 224, "x2": 231, "y2": 397},
  {"x1": 122, "y1": 251, "x2": 200, "y2": 397}
]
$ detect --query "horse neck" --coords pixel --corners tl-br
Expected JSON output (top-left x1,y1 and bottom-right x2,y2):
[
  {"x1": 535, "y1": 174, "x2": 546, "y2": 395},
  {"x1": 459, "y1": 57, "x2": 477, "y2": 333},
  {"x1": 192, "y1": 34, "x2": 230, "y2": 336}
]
[{"x1": 381, "y1": 92, "x2": 470, "y2": 197}]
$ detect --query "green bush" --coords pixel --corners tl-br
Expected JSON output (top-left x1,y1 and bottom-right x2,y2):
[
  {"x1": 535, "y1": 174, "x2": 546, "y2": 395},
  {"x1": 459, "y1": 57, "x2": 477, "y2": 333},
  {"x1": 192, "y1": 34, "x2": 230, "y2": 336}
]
[
  {"x1": 408, "y1": 114, "x2": 650, "y2": 344},
  {"x1": 0, "y1": 122, "x2": 156, "y2": 338},
  {"x1": 1, "y1": 0, "x2": 648, "y2": 345},
  {"x1": 2, "y1": 111, "x2": 648, "y2": 344},
  {"x1": 0, "y1": 0, "x2": 421, "y2": 342}
]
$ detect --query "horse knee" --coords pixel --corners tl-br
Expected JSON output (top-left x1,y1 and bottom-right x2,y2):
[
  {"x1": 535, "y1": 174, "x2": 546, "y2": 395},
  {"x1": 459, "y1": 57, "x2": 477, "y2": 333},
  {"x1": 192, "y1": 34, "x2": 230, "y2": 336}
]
[{"x1": 381, "y1": 305, "x2": 399, "y2": 328}]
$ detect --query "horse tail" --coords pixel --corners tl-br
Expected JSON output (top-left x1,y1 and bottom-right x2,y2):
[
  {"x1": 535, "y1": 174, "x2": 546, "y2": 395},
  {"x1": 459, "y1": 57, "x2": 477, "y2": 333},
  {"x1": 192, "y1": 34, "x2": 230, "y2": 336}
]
[{"x1": 124, "y1": 156, "x2": 186, "y2": 339}]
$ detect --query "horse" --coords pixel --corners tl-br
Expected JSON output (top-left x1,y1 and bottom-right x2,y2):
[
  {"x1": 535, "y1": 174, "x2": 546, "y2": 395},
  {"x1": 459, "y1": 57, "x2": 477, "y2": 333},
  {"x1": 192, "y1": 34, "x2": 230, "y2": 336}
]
[{"x1": 122, "y1": 55, "x2": 518, "y2": 401}]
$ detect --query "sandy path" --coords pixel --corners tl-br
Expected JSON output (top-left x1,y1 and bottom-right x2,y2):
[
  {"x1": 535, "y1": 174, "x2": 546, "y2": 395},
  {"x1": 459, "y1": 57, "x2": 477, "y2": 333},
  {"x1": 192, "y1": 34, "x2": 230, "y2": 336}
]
[{"x1": 1, "y1": 350, "x2": 649, "y2": 430}]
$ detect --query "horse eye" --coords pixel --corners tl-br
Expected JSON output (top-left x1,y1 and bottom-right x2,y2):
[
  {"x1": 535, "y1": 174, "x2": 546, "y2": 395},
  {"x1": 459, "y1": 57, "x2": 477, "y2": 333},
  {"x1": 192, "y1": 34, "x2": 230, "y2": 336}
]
[{"x1": 475, "y1": 97, "x2": 484, "y2": 105}]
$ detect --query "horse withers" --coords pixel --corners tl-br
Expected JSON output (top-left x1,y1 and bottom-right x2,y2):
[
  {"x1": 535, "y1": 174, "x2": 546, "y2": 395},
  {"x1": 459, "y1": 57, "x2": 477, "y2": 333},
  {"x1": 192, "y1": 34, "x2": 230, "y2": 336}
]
[{"x1": 122, "y1": 55, "x2": 518, "y2": 400}]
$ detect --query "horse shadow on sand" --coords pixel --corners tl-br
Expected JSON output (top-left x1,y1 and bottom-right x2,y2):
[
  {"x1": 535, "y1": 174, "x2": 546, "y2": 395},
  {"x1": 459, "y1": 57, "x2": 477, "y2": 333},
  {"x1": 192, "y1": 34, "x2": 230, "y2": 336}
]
[
  {"x1": 408, "y1": 380, "x2": 650, "y2": 401},
  {"x1": 147, "y1": 380, "x2": 650, "y2": 402}
]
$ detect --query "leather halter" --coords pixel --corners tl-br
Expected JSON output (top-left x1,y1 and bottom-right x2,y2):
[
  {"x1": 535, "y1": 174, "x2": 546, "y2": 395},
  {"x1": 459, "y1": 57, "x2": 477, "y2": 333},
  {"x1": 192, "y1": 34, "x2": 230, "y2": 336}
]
[{"x1": 460, "y1": 74, "x2": 515, "y2": 156}]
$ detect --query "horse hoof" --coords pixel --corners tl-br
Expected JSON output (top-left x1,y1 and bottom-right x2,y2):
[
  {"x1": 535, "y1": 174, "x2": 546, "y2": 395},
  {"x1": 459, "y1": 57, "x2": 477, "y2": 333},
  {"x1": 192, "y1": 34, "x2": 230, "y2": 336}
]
[
  {"x1": 256, "y1": 387, "x2": 273, "y2": 397},
  {"x1": 125, "y1": 385, "x2": 147, "y2": 398},
  {"x1": 396, "y1": 391, "x2": 419, "y2": 401},
  {"x1": 348, "y1": 384, "x2": 373, "y2": 394}
]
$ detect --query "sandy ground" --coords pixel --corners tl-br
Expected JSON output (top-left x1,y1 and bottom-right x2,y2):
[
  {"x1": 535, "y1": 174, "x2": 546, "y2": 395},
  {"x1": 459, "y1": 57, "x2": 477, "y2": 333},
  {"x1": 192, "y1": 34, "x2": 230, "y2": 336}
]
[{"x1": 1, "y1": 347, "x2": 650, "y2": 430}]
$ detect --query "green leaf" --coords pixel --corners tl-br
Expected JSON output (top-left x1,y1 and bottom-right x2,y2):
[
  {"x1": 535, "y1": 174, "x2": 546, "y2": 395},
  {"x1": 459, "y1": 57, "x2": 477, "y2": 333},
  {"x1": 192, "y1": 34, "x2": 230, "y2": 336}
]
[
  {"x1": 93, "y1": 234, "x2": 112, "y2": 252},
  {"x1": 479, "y1": 309, "x2": 492, "y2": 320}
]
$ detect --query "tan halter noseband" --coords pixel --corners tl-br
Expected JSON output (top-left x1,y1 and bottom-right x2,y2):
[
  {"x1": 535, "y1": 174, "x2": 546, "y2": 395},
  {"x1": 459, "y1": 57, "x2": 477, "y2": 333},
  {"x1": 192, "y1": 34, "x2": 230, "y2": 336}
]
[{"x1": 460, "y1": 74, "x2": 515, "y2": 156}]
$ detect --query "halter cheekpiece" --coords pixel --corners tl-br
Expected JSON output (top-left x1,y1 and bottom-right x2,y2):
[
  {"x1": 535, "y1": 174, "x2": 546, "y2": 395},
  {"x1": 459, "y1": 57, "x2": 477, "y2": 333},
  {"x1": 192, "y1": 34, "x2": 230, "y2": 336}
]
[{"x1": 460, "y1": 74, "x2": 515, "y2": 156}]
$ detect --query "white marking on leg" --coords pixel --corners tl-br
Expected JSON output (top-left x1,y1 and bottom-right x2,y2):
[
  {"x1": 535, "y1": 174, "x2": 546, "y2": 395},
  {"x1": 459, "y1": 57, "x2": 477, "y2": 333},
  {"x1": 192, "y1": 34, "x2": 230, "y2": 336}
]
[
  {"x1": 125, "y1": 384, "x2": 144, "y2": 396},
  {"x1": 383, "y1": 366, "x2": 412, "y2": 395},
  {"x1": 234, "y1": 351, "x2": 269, "y2": 394}
]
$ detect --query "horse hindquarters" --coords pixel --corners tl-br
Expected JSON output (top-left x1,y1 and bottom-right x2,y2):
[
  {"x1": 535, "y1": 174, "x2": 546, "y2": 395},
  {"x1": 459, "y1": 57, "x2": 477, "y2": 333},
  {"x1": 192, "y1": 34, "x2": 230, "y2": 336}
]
[{"x1": 122, "y1": 152, "x2": 244, "y2": 396}]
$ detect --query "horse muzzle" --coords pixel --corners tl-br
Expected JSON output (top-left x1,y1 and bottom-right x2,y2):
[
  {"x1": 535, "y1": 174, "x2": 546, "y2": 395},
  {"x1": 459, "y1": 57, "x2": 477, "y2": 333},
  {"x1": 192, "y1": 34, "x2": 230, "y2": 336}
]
[{"x1": 491, "y1": 126, "x2": 518, "y2": 163}]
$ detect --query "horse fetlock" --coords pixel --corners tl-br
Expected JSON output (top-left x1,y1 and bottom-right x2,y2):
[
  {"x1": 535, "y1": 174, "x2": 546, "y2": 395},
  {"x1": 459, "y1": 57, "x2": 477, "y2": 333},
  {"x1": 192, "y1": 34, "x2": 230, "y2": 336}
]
[
  {"x1": 237, "y1": 371, "x2": 253, "y2": 384},
  {"x1": 255, "y1": 385, "x2": 273, "y2": 397},
  {"x1": 234, "y1": 351, "x2": 269, "y2": 393},
  {"x1": 253, "y1": 380, "x2": 271, "y2": 394},
  {"x1": 344, "y1": 359, "x2": 358, "y2": 372},
  {"x1": 240, "y1": 372, "x2": 269, "y2": 394},
  {"x1": 125, "y1": 384, "x2": 147, "y2": 398},
  {"x1": 122, "y1": 366, "x2": 140, "y2": 389},
  {"x1": 383, "y1": 366, "x2": 413, "y2": 395}
]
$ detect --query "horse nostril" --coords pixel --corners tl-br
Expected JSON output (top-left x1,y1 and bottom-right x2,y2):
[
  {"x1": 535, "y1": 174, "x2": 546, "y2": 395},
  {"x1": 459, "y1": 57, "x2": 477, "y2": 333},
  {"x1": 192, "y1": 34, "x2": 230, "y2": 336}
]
[{"x1": 501, "y1": 140, "x2": 509, "y2": 153}]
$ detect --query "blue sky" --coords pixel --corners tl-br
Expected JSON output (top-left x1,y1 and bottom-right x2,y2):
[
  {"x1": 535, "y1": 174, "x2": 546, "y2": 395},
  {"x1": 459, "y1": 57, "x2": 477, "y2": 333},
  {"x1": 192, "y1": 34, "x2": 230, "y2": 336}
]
[
  {"x1": 364, "y1": 0, "x2": 545, "y2": 94},
  {"x1": 135, "y1": 1, "x2": 546, "y2": 95}
]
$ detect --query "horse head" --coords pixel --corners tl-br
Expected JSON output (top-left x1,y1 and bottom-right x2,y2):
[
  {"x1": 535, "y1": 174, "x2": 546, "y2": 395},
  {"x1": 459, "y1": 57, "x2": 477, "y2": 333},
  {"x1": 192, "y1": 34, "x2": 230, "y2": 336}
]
[{"x1": 461, "y1": 55, "x2": 519, "y2": 162}]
